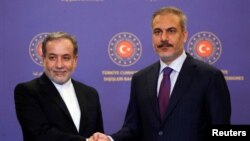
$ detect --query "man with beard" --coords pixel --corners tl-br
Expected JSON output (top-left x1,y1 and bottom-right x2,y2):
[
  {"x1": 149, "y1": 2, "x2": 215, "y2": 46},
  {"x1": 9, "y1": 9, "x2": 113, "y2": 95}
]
[
  {"x1": 90, "y1": 6, "x2": 231, "y2": 141},
  {"x1": 14, "y1": 32, "x2": 103, "y2": 141}
]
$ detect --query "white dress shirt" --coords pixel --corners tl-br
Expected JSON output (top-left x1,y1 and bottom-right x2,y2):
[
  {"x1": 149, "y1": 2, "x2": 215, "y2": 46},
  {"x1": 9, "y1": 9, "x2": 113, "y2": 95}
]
[
  {"x1": 52, "y1": 79, "x2": 81, "y2": 132},
  {"x1": 157, "y1": 51, "x2": 187, "y2": 97}
]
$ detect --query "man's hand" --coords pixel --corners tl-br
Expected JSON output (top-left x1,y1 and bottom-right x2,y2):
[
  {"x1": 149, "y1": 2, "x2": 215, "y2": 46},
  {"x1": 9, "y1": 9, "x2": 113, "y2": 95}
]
[{"x1": 88, "y1": 132, "x2": 111, "y2": 141}]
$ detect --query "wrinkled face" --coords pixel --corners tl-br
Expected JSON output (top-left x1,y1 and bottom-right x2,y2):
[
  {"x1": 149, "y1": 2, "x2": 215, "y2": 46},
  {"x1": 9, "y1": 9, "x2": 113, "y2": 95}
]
[
  {"x1": 152, "y1": 13, "x2": 188, "y2": 64},
  {"x1": 42, "y1": 38, "x2": 77, "y2": 84}
]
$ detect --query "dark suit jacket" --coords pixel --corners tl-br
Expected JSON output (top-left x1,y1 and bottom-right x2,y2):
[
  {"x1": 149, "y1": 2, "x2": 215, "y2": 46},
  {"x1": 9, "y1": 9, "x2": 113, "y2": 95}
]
[
  {"x1": 14, "y1": 73, "x2": 104, "y2": 141},
  {"x1": 112, "y1": 53, "x2": 231, "y2": 141}
]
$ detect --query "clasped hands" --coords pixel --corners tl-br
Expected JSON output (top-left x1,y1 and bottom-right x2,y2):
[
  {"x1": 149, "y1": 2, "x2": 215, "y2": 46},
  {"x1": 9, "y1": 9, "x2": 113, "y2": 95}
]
[{"x1": 88, "y1": 132, "x2": 111, "y2": 141}]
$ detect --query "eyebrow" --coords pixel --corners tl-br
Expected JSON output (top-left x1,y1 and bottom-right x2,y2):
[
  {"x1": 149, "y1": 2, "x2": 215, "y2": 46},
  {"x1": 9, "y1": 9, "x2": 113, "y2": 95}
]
[
  {"x1": 153, "y1": 27, "x2": 177, "y2": 31},
  {"x1": 47, "y1": 53, "x2": 71, "y2": 56}
]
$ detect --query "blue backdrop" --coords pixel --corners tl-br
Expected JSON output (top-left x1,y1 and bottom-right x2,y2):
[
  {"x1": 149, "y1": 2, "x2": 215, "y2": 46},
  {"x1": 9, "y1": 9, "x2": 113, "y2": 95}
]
[{"x1": 1, "y1": 0, "x2": 250, "y2": 140}]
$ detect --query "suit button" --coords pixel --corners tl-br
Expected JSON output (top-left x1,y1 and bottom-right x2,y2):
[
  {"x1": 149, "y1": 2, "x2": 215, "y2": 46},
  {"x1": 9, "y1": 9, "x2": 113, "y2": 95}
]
[{"x1": 158, "y1": 131, "x2": 163, "y2": 136}]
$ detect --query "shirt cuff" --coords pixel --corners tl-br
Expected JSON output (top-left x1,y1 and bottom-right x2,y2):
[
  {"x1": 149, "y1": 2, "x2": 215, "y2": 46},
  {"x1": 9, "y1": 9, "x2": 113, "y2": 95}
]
[{"x1": 108, "y1": 136, "x2": 114, "y2": 141}]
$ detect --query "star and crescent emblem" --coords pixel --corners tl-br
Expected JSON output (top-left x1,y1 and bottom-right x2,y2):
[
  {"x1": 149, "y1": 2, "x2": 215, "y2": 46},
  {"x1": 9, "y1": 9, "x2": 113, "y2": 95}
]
[
  {"x1": 108, "y1": 32, "x2": 142, "y2": 67},
  {"x1": 187, "y1": 31, "x2": 222, "y2": 64}
]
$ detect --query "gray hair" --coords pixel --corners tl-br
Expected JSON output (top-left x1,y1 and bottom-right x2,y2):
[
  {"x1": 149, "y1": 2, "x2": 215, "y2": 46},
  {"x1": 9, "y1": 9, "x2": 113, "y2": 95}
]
[{"x1": 42, "y1": 32, "x2": 78, "y2": 56}]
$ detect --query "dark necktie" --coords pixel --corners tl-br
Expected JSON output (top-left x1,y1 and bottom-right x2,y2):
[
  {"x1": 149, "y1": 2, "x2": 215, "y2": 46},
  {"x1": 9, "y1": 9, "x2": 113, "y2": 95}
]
[{"x1": 158, "y1": 67, "x2": 173, "y2": 120}]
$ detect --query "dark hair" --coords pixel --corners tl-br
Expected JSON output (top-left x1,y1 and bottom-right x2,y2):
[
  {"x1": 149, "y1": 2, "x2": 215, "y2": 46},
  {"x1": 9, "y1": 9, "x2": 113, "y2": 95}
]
[
  {"x1": 42, "y1": 32, "x2": 78, "y2": 56},
  {"x1": 152, "y1": 6, "x2": 187, "y2": 31}
]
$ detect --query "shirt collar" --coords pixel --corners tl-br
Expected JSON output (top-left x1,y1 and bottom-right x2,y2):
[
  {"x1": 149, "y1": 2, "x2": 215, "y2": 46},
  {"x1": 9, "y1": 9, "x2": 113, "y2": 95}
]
[
  {"x1": 160, "y1": 51, "x2": 187, "y2": 73},
  {"x1": 52, "y1": 79, "x2": 72, "y2": 90}
]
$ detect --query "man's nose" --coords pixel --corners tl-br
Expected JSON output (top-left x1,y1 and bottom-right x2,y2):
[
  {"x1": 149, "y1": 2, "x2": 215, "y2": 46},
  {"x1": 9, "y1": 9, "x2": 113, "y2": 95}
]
[
  {"x1": 55, "y1": 58, "x2": 63, "y2": 68},
  {"x1": 161, "y1": 31, "x2": 169, "y2": 41}
]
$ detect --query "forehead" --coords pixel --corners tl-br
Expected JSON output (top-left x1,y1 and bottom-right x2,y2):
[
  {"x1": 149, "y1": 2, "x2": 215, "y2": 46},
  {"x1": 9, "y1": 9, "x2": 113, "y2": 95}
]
[
  {"x1": 152, "y1": 13, "x2": 181, "y2": 29},
  {"x1": 46, "y1": 38, "x2": 74, "y2": 54}
]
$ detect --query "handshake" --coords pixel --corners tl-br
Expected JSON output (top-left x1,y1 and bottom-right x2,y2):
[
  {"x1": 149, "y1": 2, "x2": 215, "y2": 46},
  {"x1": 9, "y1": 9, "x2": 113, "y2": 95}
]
[{"x1": 88, "y1": 132, "x2": 111, "y2": 141}]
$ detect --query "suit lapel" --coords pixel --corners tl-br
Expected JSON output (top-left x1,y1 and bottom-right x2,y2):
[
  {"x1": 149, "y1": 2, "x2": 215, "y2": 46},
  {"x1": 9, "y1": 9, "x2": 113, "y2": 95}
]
[
  {"x1": 72, "y1": 80, "x2": 87, "y2": 135},
  {"x1": 146, "y1": 62, "x2": 162, "y2": 122},
  {"x1": 39, "y1": 74, "x2": 74, "y2": 126},
  {"x1": 163, "y1": 54, "x2": 197, "y2": 121}
]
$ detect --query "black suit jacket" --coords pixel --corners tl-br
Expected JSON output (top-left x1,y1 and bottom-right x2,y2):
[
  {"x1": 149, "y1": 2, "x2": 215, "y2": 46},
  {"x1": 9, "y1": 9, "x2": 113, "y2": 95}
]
[
  {"x1": 14, "y1": 73, "x2": 104, "y2": 141},
  {"x1": 112, "y1": 53, "x2": 231, "y2": 141}
]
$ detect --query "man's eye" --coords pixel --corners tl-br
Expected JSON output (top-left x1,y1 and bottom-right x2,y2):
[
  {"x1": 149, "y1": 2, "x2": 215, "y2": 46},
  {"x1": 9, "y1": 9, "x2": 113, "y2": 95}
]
[
  {"x1": 153, "y1": 30, "x2": 162, "y2": 35},
  {"x1": 63, "y1": 56, "x2": 71, "y2": 61},
  {"x1": 167, "y1": 28, "x2": 177, "y2": 33},
  {"x1": 49, "y1": 56, "x2": 56, "y2": 60}
]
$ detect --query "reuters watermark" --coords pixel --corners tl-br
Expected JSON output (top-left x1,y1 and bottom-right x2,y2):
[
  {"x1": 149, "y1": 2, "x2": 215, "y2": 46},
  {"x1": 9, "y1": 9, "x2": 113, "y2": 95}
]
[{"x1": 210, "y1": 125, "x2": 249, "y2": 140}]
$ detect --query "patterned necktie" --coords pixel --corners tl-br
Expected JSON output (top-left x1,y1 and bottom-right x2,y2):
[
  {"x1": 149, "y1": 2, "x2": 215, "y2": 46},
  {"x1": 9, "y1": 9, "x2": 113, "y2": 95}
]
[{"x1": 158, "y1": 67, "x2": 173, "y2": 120}]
